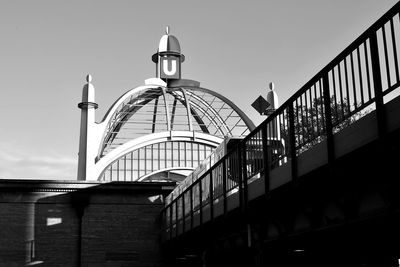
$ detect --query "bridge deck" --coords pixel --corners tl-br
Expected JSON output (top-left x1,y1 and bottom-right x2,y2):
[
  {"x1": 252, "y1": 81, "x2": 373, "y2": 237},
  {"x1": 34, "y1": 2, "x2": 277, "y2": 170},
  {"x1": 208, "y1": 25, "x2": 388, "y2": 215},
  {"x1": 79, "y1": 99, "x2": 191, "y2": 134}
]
[
  {"x1": 164, "y1": 94, "x2": 400, "y2": 239},
  {"x1": 160, "y1": 2, "x2": 400, "y2": 265},
  {"x1": 160, "y1": 4, "x2": 400, "y2": 261}
]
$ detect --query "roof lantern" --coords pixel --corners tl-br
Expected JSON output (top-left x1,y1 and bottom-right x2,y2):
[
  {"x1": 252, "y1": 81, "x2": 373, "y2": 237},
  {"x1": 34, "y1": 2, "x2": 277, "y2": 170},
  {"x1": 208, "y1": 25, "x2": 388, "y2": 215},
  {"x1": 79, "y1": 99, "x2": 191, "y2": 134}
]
[{"x1": 152, "y1": 26, "x2": 185, "y2": 63}]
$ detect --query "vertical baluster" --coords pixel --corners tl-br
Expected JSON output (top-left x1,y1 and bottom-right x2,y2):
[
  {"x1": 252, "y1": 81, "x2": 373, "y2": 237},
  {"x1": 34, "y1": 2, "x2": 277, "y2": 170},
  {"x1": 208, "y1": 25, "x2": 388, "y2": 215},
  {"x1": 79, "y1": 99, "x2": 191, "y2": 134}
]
[
  {"x1": 338, "y1": 62, "x2": 345, "y2": 120},
  {"x1": 242, "y1": 144, "x2": 248, "y2": 213},
  {"x1": 370, "y1": 31, "x2": 387, "y2": 138},
  {"x1": 350, "y1": 52, "x2": 358, "y2": 108},
  {"x1": 169, "y1": 205, "x2": 173, "y2": 240},
  {"x1": 382, "y1": 23, "x2": 392, "y2": 88},
  {"x1": 288, "y1": 105, "x2": 298, "y2": 180},
  {"x1": 344, "y1": 57, "x2": 351, "y2": 114},
  {"x1": 237, "y1": 146, "x2": 243, "y2": 211},
  {"x1": 308, "y1": 89, "x2": 315, "y2": 140},
  {"x1": 190, "y1": 186, "x2": 194, "y2": 230},
  {"x1": 262, "y1": 124, "x2": 270, "y2": 194},
  {"x1": 313, "y1": 84, "x2": 321, "y2": 136},
  {"x1": 319, "y1": 80, "x2": 325, "y2": 133},
  {"x1": 199, "y1": 180, "x2": 203, "y2": 225},
  {"x1": 278, "y1": 113, "x2": 284, "y2": 161},
  {"x1": 364, "y1": 41, "x2": 373, "y2": 100},
  {"x1": 222, "y1": 158, "x2": 227, "y2": 215},
  {"x1": 332, "y1": 68, "x2": 339, "y2": 126},
  {"x1": 295, "y1": 99, "x2": 301, "y2": 145},
  {"x1": 210, "y1": 170, "x2": 214, "y2": 221},
  {"x1": 184, "y1": 192, "x2": 187, "y2": 234},
  {"x1": 175, "y1": 200, "x2": 178, "y2": 237},
  {"x1": 323, "y1": 72, "x2": 335, "y2": 166},
  {"x1": 304, "y1": 92, "x2": 310, "y2": 143},
  {"x1": 357, "y1": 47, "x2": 365, "y2": 105},
  {"x1": 299, "y1": 94, "x2": 305, "y2": 146},
  {"x1": 390, "y1": 17, "x2": 400, "y2": 83}
]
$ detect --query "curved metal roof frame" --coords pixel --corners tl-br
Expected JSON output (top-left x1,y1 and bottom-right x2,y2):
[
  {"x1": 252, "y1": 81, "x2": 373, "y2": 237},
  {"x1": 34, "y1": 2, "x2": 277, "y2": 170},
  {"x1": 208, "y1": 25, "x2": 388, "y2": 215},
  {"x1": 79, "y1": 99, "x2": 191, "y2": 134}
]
[
  {"x1": 137, "y1": 167, "x2": 194, "y2": 182},
  {"x1": 97, "y1": 84, "x2": 255, "y2": 159},
  {"x1": 96, "y1": 130, "x2": 223, "y2": 180},
  {"x1": 189, "y1": 86, "x2": 255, "y2": 131},
  {"x1": 101, "y1": 89, "x2": 165, "y2": 150}
]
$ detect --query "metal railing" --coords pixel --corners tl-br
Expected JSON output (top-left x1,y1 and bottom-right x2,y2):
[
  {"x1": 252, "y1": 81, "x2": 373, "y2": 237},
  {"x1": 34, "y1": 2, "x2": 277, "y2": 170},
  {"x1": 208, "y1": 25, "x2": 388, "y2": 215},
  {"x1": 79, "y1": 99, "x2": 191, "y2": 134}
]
[{"x1": 161, "y1": 1, "x2": 400, "y2": 240}]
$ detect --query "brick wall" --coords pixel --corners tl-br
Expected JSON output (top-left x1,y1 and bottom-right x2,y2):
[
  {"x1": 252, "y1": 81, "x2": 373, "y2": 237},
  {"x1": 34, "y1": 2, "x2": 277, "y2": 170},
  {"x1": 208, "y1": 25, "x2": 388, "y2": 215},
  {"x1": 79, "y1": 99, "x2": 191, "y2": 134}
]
[{"x1": 0, "y1": 180, "x2": 174, "y2": 267}]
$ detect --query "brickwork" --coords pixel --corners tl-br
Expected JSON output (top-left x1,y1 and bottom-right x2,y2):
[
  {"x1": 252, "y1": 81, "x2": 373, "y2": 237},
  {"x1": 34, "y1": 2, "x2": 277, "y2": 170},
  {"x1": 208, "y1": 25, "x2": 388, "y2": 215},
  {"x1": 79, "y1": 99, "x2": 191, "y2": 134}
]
[{"x1": 0, "y1": 180, "x2": 174, "y2": 267}]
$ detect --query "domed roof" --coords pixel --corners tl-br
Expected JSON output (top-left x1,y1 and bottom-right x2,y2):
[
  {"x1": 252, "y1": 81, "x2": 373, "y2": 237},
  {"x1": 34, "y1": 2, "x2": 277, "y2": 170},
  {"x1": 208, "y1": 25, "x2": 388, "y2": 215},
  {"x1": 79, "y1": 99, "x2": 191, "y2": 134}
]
[
  {"x1": 158, "y1": 33, "x2": 181, "y2": 54},
  {"x1": 152, "y1": 26, "x2": 185, "y2": 63},
  {"x1": 99, "y1": 85, "x2": 255, "y2": 157}
]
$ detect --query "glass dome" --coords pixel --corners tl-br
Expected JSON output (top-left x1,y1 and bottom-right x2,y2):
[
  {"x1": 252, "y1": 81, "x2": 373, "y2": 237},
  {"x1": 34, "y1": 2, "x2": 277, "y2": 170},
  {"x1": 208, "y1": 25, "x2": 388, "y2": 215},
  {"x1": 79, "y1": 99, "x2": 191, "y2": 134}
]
[{"x1": 99, "y1": 85, "x2": 254, "y2": 157}]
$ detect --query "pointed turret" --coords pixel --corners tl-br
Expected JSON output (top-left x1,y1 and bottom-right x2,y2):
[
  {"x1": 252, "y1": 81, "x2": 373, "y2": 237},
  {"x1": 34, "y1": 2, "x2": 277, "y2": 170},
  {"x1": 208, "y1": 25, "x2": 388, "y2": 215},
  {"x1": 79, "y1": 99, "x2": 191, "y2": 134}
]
[
  {"x1": 265, "y1": 82, "x2": 280, "y2": 140},
  {"x1": 77, "y1": 75, "x2": 98, "y2": 180},
  {"x1": 265, "y1": 82, "x2": 279, "y2": 115}
]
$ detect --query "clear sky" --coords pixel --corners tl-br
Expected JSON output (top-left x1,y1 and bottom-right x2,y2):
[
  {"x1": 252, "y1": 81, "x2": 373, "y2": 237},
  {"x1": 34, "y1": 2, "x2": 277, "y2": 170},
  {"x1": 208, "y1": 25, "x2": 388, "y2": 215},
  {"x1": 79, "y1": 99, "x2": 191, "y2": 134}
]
[{"x1": 0, "y1": 0, "x2": 397, "y2": 179}]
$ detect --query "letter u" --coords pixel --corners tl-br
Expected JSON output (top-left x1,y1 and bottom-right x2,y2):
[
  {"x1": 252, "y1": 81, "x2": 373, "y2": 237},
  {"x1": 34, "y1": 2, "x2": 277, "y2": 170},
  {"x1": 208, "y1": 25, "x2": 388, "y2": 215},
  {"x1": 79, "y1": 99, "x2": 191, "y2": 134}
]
[{"x1": 163, "y1": 59, "x2": 177, "y2": 76}]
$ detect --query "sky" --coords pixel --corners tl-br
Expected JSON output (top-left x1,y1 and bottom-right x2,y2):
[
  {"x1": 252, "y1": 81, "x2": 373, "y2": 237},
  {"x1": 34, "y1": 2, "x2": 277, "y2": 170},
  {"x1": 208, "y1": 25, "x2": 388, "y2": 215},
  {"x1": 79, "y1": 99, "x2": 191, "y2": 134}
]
[{"x1": 0, "y1": 0, "x2": 398, "y2": 179}]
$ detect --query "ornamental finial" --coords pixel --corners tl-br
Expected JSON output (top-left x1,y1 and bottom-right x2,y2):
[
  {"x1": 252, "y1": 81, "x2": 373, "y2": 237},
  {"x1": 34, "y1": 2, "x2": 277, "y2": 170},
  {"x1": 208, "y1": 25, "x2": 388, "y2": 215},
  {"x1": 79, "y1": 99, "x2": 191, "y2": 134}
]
[
  {"x1": 86, "y1": 74, "x2": 92, "y2": 83},
  {"x1": 166, "y1": 26, "x2": 170, "y2": 35},
  {"x1": 269, "y1": 82, "x2": 275, "y2": 91}
]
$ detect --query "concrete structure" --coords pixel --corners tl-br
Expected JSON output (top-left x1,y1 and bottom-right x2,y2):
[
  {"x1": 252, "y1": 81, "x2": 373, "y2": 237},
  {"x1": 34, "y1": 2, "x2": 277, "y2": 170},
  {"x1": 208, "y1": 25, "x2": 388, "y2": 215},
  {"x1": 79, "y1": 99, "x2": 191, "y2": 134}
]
[
  {"x1": 77, "y1": 27, "x2": 256, "y2": 182},
  {"x1": 160, "y1": 2, "x2": 400, "y2": 266}
]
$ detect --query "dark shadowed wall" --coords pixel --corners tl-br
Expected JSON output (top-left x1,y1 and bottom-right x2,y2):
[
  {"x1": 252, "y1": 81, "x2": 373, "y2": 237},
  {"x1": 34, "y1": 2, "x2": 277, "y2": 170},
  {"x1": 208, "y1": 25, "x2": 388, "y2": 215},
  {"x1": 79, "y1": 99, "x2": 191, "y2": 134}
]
[{"x1": 0, "y1": 180, "x2": 174, "y2": 267}]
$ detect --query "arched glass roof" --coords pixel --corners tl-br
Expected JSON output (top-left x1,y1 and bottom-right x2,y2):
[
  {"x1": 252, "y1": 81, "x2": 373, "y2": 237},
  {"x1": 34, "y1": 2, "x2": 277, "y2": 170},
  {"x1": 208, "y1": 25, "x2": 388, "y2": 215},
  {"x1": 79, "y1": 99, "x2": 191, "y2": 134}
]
[{"x1": 99, "y1": 85, "x2": 255, "y2": 158}]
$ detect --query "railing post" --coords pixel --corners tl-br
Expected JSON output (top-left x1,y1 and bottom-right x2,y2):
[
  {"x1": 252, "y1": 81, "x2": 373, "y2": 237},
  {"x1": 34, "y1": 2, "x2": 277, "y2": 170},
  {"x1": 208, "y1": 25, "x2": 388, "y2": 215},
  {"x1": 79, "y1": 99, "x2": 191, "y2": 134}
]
[
  {"x1": 322, "y1": 74, "x2": 335, "y2": 166},
  {"x1": 190, "y1": 187, "x2": 194, "y2": 230},
  {"x1": 182, "y1": 194, "x2": 185, "y2": 233},
  {"x1": 241, "y1": 144, "x2": 248, "y2": 213},
  {"x1": 262, "y1": 125, "x2": 270, "y2": 194},
  {"x1": 169, "y1": 205, "x2": 173, "y2": 240},
  {"x1": 175, "y1": 200, "x2": 179, "y2": 237},
  {"x1": 209, "y1": 171, "x2": 214, "y2": 221},
  {"x1": 288, "y1": 105, "x2": 298, "y2": 181},
  {"x1": 369, "y1": 32, "x2": 387, "y2": 139},
  {"x1": 199, "y1": 180, "x2": 203, "y2": 225},
  {"x1": 238, "y1": 148, "x2": 244, "y2": 210},
  {"x1": 222, "y1": 158, "x2": 227, "y2": 215}
]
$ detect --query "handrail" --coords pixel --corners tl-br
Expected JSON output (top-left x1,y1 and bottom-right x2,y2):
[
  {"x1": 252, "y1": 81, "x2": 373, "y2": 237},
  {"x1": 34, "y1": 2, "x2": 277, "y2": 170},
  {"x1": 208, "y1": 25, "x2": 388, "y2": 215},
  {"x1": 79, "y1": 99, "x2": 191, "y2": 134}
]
[{"x1": 161, "y1": 1, "x2": 400, "y2": 240}]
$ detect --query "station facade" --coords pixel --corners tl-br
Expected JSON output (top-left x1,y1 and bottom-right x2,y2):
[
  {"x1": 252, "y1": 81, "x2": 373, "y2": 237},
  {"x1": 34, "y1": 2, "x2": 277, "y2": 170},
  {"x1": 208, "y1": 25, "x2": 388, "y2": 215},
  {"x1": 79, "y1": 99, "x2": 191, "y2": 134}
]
[
  {"x1": 77, "y1": 27, "x2": 257, "y2": 182},
  {"x1": 0, "y1": 28, "x2": 281, "y2": 266}
]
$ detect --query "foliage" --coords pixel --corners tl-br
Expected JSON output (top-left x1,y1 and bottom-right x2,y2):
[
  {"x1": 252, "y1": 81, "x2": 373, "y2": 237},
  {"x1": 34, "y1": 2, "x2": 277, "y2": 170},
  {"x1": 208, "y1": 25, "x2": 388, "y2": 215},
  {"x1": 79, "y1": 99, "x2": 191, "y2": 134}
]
[{"x1": 280, "y1": 96, "x2": 368, "y2": 154}]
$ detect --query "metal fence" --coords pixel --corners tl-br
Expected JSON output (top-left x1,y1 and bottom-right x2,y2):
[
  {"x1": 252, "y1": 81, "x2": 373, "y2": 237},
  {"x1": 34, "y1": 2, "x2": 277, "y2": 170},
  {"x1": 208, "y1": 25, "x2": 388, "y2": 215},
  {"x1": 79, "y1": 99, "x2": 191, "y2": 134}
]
[{"x1": 161, "y1": 1, "x2": 400, "y2": 240}]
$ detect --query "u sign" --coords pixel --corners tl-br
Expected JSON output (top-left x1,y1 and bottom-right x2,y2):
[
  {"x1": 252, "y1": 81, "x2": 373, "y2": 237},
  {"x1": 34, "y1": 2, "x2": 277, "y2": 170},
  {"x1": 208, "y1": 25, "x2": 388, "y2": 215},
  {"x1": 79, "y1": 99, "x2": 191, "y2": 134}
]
[{"x1": 160, "y1": 56, "x2": 180, "y2": 79}]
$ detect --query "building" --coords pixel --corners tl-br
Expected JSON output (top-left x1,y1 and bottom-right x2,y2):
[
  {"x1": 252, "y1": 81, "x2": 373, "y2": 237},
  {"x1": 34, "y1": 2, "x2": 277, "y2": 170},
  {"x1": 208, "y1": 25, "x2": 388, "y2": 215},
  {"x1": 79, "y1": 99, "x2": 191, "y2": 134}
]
[
  {"x1": 77, "y1": 27, "x2": 257, "y2": 183},
  {"x1": 1, "y1": 28, "x2": 272, "y2": 266}
]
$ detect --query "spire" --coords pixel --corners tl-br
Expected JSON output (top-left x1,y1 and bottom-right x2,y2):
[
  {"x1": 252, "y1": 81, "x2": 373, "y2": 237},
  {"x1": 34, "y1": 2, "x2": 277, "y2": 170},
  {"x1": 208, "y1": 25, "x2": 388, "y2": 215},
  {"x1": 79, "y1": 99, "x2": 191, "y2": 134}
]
[{"x1": 78, "y1": 74, "x2": 98, "y2": 110}]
